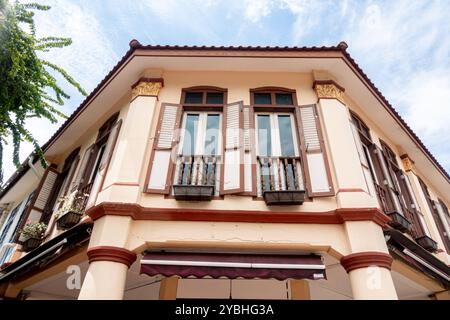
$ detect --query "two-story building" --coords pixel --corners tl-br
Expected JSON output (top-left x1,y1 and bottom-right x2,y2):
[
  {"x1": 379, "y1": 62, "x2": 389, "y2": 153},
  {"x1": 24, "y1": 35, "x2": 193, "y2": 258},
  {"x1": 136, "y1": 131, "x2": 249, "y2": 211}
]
[{"x1": 0, "y1": 41, "x2": 449, "y2": 300}]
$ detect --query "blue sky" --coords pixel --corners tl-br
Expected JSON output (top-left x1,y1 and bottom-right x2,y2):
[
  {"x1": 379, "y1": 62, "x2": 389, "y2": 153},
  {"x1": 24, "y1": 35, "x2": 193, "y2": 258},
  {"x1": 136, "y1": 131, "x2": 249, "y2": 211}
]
[{"x1": 4, "y1": 0, "x2": 450, "y2": 180}]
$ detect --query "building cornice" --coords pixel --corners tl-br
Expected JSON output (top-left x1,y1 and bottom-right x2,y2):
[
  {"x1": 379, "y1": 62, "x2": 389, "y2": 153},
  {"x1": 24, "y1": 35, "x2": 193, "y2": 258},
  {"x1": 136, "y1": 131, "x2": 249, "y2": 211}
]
[{"x1": 86, "y1": 202, "x2": 391, "y2": 227}]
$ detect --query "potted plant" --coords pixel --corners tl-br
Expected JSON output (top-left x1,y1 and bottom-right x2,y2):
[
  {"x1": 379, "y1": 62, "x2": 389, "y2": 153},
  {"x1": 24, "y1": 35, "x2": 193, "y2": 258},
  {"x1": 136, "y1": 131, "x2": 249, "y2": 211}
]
[
  {"x1": 20, "y1": 221, "x2": 47, "y2": 252},
  {"x1": 54, "y1": 191, "x2": 88, "y2": 230}
]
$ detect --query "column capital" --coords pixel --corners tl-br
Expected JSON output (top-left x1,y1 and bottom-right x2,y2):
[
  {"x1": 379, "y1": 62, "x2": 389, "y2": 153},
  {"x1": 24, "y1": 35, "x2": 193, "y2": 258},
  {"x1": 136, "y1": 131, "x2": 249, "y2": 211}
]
[
  {"x1": 131, "y1": 77, "x2": 164, "y2": 100},
  {"x1": 400, "y1": 154, "x2": 414, "y2": 172},
  {"x1": 341, "y1": 251, "x2": 393, "y2": 273},
  {"x1": 313, "y1": 80, "x2": 345, "y2": 104},
  {"x1": 87, "y1": 246, "x2": 137, "y2": 268}
]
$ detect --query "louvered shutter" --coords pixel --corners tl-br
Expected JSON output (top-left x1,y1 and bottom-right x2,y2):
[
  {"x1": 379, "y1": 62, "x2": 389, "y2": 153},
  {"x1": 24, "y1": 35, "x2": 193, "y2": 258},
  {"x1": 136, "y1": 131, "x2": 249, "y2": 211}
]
[
  {"x1": 377, "y1": 146, "x2": 404, "y2": 215},
  {"x1": 86, "y1": 119, "x2": 122, "y2": 208},
  {"x1": 61, "y1": 155, "x2": 80, "y2": 197},
  {"x1": 296, "y1": 104, "x2": 333, "y2": 196},
  {"x1": 242, "y1": 106, "x2": 256, "y2": 195},
  {"x1": 71, "y1": 144, "x2": 96, "y2": 192},
  {"x1": 349, "y1": 120, "x2": 376, "y2": 195},
  {"x1": 15, "y1": 167, "x2": 59, "y2": 242},
  {"x1": 221, "y1": 101, "x2": 244, "y2": 194},
  {"x1": 434, "y1": 201, "x2": 450, "y2": 251},
  {"x1": 147, "y1": 103, "x2": 182, "y2": 194}
]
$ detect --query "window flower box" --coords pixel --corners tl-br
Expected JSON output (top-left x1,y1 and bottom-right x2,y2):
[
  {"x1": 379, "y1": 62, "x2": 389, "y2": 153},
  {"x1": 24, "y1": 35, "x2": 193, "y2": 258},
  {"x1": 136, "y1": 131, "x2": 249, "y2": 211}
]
[
  {"x1": 53, "y1": 191, "x2": 89, "y2": 229},
  {"x1": 19, "y1": 221, "x2": 47, "y2": 252},
  {"x1": 21, "y1": 237, "x2": 43, "y2": 252},
  {"x1": 173, "y1": 185, "x2": 215, "y2": 201},
  {"x1": 387, "y1": 211, "x2": 412, "y2": 233},
  {"x1": 263, "y1": 190, "x2": 306, "y2": 205},
  {"x1": 415, "y1": 235, "x2": 438, "y2": 252},
  {"x1": 56, "y1": 210, "x2": 83, "y2": 230}
]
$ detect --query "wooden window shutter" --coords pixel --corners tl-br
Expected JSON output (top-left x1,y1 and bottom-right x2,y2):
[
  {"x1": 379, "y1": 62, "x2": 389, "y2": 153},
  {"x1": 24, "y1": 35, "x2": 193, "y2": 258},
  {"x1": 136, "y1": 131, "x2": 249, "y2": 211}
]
[
  {"x1": 146, "y1": 103, "x2": 183, "y2": 194},
  {"x1": 296, "y1": 104, "x2": 333, "y2": 197},
  {"x1": 349, "y1": 119, "x2": 376, "y2": 195},
  {"x1": 14, "y1": 167, "x2": 59, "y2": 242},
  {"x1": 433, "y1": 200, "x2": 450, "y2": 253},
  {"x1": 71, "y1": 144, "x2": 97, "y2": 193},
  {"x1": 396, "y1": 171, "x2": 425, "y2": 237},
  {"x1": 86, "y1": 119, "x2": 123, "y2": 208},
  {"x1": 61, "y1": 155, "x2": 80, "y2": 197},
  {"x1": 220, "y1": 101, "x2": 244, "y2": 194},
  {"x1": 242, "y1": 105, "x2": 256, "y2": 195}
]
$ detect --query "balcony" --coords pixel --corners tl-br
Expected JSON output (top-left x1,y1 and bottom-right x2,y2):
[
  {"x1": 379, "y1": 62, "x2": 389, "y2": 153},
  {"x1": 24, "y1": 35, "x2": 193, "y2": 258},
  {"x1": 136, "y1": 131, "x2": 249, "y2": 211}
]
[
  {"x1": 258, "y1": 156, "x2": 305, "y2": 205},
  {"x1": 173, "y1": 155, "x2": 218, "y2": 201}
]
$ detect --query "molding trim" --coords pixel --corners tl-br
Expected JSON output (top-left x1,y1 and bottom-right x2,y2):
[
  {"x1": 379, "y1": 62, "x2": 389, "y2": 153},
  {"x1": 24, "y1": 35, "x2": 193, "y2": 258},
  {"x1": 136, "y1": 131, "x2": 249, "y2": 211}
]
[
  {"x1": 131, "y1": 77, "x2": 164, "y2": 100},
  {"x1": 87, "y1": 246, "x2": 137, "y2": 268},
  {"x1": 313, "y1": 80, "x2": 345, "y2": 104},
  {"x1": 86, "y1": 202, "x2": 391, "y2": 227},
  {"x1": 340, "y1": 251, "x2": 393, "y2": 273}
]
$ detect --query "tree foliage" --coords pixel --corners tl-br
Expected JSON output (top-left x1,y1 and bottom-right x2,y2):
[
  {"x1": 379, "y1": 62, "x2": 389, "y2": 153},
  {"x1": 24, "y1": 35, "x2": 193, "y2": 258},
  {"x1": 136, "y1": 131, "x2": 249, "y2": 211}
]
[{"x1": 0, "y1": 0, "x2": 87, "y2": 183}]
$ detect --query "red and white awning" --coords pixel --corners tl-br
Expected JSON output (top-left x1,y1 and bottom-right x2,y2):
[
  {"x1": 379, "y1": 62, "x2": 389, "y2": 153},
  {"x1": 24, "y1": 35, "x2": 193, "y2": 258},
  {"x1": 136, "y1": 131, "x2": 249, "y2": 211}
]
[{"x1": 140, "y1": 252, "x2": 326, "y2": 281}]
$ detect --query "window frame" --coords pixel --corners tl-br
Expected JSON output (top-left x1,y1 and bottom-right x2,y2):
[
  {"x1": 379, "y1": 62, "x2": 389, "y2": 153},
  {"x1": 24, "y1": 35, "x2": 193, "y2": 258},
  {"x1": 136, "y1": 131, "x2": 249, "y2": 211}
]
[
  {"x1": 181, "y1": 86, "x2": 228, "y2": 108},
  {"x1": 255, "y1": 112, "x2": 300, "y2": 158},
  {"x1": 250, "y1": 87, "x2": 298, "y2": 110},
  {"x1": 178, "y1": 111, "x2": 223, "y2": 157},
  {"x1": 254, "y1": 110, "x2": 306, "y2": 197},
  {"x1": 79, "y1": 113, "x2": 119, "y2": 191}
]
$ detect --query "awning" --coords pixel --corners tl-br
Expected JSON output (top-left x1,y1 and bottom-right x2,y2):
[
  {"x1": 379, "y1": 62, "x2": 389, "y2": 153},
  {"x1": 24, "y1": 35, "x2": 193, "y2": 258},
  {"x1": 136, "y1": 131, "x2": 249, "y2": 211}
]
[
  {"x1": 385, "y1": 229, "x2": 450, "y2": 288},
  {"x1": 141, "y1": 252, "x2": 326, "y2": 281}
]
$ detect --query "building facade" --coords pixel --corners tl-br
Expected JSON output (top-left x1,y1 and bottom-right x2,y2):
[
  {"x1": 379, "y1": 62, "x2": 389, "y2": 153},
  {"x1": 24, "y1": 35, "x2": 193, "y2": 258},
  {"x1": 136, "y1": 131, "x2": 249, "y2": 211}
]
[{"x1": 0, "y1": 41, "x2": 449, "y2": 300}]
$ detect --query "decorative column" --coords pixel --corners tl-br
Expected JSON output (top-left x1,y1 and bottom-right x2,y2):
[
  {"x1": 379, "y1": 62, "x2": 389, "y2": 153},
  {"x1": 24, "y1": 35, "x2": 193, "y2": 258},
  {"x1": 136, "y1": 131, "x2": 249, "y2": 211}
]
[
  {"x1": 341, "y1": 251, "x2": 398, "y2": 300},
  {"x1": 96, "y1": 75, "x2": 164, "y2": 204},
  {"x1": 78, "y1": 246, "x2": 137, "y2": 300},
  {"x1": 313, "y1": 76, "x2": 377, "y2": 208}
]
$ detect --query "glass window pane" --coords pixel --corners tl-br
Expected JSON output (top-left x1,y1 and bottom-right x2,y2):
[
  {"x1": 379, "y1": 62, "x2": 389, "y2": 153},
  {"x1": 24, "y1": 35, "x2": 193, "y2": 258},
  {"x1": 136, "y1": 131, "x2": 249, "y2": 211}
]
[
  {"x1": 204, "y1": 114, "x2": 220, "y2": 155},
  {"x1": 278, "y1": 115, "x2": 295, "y2": 156},
  {"x1": 182, "y1": 114, "x2": 199, "y2": 155},
  {"x1": 184, "y1": 92, "x2": 203, "y2": 104},
  {"x1": 254, "y1": 93, "x2": 272, "y2": 105},
  {"x1": 206, "y1": 92, "x2": 224, "y2": 104},
  {"x1": 257, "y1": 115, "x2": 272, "y2": 156},
  {"x1": 275, "y1": 93, "x2": 293, "y2": 105}
]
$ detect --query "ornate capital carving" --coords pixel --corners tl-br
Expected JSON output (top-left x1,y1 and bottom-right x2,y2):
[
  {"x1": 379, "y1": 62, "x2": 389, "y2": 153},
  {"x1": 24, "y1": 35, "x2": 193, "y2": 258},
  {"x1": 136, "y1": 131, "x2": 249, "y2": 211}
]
[
  {"x1": 400, "y1": 154, "x2": 414, "y2": 172},
  {"x1": 313, "y1": 80, "x2": 345, "y2": 104},
  {"x1": 131, "y1": 78, "x2": 164, "y2": 100}
]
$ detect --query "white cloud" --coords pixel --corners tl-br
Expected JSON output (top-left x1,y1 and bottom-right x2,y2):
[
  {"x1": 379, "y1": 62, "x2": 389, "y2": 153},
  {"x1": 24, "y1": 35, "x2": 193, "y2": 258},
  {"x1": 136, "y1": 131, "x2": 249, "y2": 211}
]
[
  {"x1": 244, "y1": 0, "x2": 274, "y2": 23},
  {"x1": 342, "y1": 0, "x2": 450, "y2": 171},
  {"x1": 33, "y1": 0, "x2": 119, "y2": 90}
]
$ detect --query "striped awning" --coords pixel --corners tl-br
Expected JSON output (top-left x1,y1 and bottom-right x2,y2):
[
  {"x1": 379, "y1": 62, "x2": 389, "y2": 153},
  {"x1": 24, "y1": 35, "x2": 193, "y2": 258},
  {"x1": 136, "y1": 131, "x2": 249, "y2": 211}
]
[{"x1": 140, "y1": 252, "x2": 326, "y2": 281}]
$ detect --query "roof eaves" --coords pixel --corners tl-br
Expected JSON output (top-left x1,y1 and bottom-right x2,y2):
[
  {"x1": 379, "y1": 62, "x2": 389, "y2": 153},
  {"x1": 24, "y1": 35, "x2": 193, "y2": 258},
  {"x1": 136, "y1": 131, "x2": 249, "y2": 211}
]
[{"x1": 1, "y1": 41, "x2": 448, "y2": 199}]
